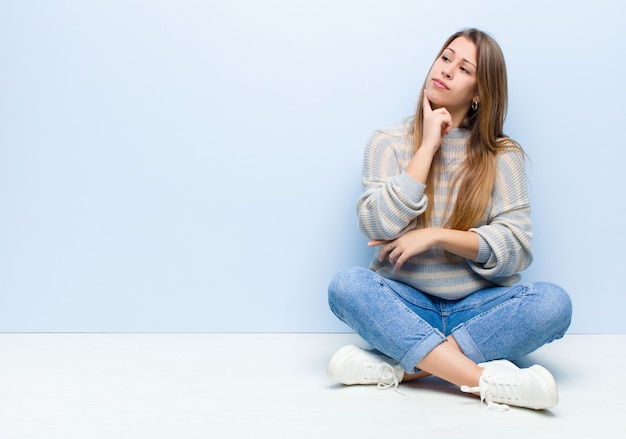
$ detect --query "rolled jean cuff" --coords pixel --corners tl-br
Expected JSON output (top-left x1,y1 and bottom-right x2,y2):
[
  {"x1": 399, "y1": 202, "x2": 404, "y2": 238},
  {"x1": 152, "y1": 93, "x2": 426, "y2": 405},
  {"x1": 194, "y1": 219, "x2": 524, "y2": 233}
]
[
  {"x1": 451, "y1": 324, "x2": 486, "y2": 364},
  {"x1": 399, "y1": 328, "x2": 447, "y2": 373}
]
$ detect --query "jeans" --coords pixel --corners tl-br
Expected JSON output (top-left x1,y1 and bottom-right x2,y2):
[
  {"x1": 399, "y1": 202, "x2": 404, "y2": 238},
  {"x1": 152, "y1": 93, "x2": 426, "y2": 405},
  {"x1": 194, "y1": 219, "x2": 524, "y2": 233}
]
[{"x1": 328, "y1": 267, "x2": 572, "y2": 373}]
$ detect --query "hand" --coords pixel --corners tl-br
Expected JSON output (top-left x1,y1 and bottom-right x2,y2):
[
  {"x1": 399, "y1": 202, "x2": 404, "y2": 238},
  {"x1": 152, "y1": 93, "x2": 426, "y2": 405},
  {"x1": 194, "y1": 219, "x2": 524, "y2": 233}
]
[
  {"x1": 421, "y1": 90, "x2": 452, "y2": 151},
  {"x1": 369, "y1": 228, "x2": 438, "y2": 270}
]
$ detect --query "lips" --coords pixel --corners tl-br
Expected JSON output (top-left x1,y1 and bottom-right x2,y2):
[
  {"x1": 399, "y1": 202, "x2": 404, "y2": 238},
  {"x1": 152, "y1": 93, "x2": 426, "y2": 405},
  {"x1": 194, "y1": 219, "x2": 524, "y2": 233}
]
[{"x1": 432, "y1": 79, "x2": 449, "y2": 90}]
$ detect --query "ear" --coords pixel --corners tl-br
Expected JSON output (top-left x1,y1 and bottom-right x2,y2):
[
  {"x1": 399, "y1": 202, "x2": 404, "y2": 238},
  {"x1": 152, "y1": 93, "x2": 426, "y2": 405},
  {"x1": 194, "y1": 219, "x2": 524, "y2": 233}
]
[{"x1": 473, "y1": 94, "x2": 480, "y2": 104}]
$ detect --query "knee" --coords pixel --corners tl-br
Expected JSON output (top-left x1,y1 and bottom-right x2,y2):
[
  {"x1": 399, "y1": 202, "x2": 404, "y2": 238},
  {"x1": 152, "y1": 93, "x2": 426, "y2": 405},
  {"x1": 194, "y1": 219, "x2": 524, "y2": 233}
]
[
  {"x1": 529, "y1": 282, "x2": 573, "y2": 335},
  {"x1": 328, "y1": 266, "x2": 372, "y2": 315}
]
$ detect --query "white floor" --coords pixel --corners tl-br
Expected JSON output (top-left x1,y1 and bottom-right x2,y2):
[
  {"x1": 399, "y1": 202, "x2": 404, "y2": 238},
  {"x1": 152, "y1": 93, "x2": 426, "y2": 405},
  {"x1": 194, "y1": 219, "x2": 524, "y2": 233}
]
[{"x1": 0, "y1": 333, "x2": 623, "y2": 438}]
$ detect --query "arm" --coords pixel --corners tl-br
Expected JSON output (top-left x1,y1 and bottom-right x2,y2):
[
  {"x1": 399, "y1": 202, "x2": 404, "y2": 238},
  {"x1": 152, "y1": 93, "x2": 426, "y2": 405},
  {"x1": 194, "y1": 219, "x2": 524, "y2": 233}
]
[
  {"x1": 370, "y1": 148, "x2": 533, "y2": 280},
  {"x1": 467, "y1": 150, "x2": 533, "y2": 280},
  {"x1": 435, "y1": 228, "x2": 480, "y2": 260},
  {"x1": 358, "y1": 93, "x2": 453, "y2": 241},
  {"x1": 357, "y1": 130, "x2": 428, "y2": 241},
  {"x1": 370, "y1": 227, "x2": 479, "y2": 270},
  {"x1": 404, "y1": 91, "x2": 453, "y2": 185}
]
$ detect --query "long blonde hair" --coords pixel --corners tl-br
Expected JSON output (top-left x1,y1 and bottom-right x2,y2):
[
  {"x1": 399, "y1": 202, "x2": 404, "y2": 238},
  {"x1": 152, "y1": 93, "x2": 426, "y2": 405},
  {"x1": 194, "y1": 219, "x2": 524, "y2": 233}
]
[{"x1": 413, "y1": 29, "x2": 522, "y2": 230}]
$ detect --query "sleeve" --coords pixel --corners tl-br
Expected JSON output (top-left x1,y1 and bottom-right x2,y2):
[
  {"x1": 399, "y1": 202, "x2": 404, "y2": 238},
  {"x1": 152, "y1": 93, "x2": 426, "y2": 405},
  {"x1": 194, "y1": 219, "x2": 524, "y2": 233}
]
[
  {"x1": 467, "y1": 149, "x2": 533, "y2": 283},
  {"x1": 356, "y1": 129, "x2": 428, "y2": 241}
]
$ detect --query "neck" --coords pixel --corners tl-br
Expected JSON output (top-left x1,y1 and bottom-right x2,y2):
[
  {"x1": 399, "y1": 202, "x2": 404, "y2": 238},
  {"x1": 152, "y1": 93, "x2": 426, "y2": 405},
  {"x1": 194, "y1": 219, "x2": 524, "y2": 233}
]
[{"x1": 450, "y1": 108, "x2": 470, "y2": 128}]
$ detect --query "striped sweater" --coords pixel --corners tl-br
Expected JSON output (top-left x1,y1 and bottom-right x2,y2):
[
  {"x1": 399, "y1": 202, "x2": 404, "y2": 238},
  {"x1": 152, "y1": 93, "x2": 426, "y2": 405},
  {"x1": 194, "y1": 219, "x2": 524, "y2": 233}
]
[{"x1": 358, "y1": 117, "x2": 533, "y2": 300}]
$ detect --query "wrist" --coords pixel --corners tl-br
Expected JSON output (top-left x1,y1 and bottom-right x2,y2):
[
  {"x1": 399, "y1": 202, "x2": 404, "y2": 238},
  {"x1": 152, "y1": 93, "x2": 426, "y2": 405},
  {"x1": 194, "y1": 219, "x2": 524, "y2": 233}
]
[
  {"x1": 430, "y1": 227, "x2": 445, "y2": 248},
  {"x1": 417, "y1": 142, "x2": 439, "y2": 156},
  {"x1": 433, "y1": 228, "x2": 480, "y2": 260}
]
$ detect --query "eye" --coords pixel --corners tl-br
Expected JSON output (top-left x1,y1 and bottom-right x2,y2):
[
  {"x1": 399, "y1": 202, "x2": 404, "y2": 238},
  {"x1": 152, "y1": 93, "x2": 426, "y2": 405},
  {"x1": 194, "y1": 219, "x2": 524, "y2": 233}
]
[{"x1": 441, "y1": 55, "x2": 450, "y2": 62}]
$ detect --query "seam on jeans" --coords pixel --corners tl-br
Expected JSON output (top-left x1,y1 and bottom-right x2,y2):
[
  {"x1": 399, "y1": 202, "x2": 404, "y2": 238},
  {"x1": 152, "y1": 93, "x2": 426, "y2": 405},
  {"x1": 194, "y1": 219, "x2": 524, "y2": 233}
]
[
  {"x1": 454, "y1": 292, "x2": 523, "y2": 332},
  {"x1": 377, "y1": 275, "x2": 439, "y2": 312},
  {"x1": 376, "y1": 277, "x2": 448, "y2": 370},
  {"x1": 451, "y1": 283, "x2": 529, "y2": 313},
  {"x1": 381, "y1": 281, "x2": 427, "y2": 321}
]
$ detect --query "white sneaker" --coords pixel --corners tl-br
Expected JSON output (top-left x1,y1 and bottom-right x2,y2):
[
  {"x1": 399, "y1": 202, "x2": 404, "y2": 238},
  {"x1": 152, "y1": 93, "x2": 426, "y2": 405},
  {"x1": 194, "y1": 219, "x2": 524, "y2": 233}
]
[
  {"x1": 327, "y1": 345, "x2": 405, "y2": 391},
  {"x1": 461, "y1": 360, "x2": 559, "y2": 411}
]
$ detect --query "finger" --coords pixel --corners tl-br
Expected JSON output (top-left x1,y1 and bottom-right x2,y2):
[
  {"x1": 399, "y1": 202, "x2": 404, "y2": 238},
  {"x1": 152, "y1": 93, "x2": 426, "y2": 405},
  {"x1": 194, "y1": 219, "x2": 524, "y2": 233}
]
[
  {"x1": 388, "y1": 247, "x2": 402, "y2": 265},
  {"x1": 392, "y1": 246, "x2": 410, "y2": 270},
  {"x1": 394, "y1": 256, "x2": 405, "y2": 271},
  {"x1": 422, "y1": 89, "x2": 432, "y2": 114},
  {"x1": 380, "y1": 242, "x2": 399, "y2": 262},
  {"x1": 438, "y1": 109, "x2": 453, "y2": 135},
  {"x1": 378, "y1": 244, "x2": 391, "y2": 262},
  {"x1": 367, "y1": 240, "x2": 386, "y2": 247},
  {"x1": 390, "y1": 250, "x2": 404, "y2": 270}
]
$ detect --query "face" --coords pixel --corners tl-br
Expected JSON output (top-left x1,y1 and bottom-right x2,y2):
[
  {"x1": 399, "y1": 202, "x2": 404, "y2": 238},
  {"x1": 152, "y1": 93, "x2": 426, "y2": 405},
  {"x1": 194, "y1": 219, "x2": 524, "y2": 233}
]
[{"x1": 425, "y1": 36, "x2": 480, "y2": 115}]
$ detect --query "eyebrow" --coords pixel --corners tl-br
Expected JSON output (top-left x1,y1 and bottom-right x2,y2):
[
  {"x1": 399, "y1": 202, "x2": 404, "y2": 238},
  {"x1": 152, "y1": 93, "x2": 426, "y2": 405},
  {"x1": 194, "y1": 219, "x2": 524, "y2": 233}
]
[{"x1": 444, "y1": 47, "x2": 477, "y2": 70}]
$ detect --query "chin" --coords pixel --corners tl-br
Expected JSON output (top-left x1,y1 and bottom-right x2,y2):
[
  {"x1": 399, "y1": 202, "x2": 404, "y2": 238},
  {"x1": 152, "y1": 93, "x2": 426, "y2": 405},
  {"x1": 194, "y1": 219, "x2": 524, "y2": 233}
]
[
  {"x1": 427, "y1": 96, "x2": 445, "y2": 109},
  {"x1": 424, "y1": 88, "x2": 443, "y2": 106}
]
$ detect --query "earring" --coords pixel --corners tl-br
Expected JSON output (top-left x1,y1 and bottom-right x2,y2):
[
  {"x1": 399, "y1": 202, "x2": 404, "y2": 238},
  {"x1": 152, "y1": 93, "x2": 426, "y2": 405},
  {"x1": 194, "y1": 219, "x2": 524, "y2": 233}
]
[{"x1": 471, "y1": 100, "x2": 478, "y2": 111}]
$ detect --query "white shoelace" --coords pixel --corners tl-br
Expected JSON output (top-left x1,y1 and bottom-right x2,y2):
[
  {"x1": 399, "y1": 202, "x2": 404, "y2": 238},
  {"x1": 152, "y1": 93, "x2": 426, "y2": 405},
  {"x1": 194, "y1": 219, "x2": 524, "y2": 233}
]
[
  {"x1": 460, "y1": 384, "x2": 509, "y2": 412},
  {"x1": 370, "y1": 363, "x2": 404, "y2": 395}
]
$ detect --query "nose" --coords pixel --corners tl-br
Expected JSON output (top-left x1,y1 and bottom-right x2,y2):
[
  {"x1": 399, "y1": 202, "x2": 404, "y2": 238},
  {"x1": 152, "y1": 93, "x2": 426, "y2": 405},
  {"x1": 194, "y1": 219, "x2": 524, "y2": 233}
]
[{"x1": 442, "y1": 68, "x2": 452, "y2": 79}]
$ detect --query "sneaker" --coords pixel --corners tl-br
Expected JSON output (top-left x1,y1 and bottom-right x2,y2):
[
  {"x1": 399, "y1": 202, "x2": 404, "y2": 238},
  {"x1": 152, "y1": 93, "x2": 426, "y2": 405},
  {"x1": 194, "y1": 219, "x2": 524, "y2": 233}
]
[
  {"x1": 461, "y1": 360, "x2": 559, "y2": 411},
  {"x1": 327, "y1": 345, "x2": 405, "y2": 391}
]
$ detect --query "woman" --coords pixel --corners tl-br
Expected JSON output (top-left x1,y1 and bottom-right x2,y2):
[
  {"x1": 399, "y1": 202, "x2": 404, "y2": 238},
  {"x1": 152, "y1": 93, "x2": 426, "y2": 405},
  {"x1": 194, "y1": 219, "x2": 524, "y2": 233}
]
[{"x1": 327, "y1": 29, "x2": 572, "y2": 411}]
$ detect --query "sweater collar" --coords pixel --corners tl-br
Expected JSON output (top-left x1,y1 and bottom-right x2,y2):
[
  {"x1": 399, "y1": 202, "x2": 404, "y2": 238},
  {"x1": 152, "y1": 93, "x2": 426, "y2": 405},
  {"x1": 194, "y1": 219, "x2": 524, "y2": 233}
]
[{"x1": 444, "y1": 128, "x2": 471, "y2": 139}]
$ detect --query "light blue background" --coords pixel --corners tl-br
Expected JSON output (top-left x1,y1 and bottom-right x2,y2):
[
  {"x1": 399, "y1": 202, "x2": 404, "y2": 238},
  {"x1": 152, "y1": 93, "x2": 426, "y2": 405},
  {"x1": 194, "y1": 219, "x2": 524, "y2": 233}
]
[{"x1": 1, "y1": 0, "x2": 624, "y2": 333}]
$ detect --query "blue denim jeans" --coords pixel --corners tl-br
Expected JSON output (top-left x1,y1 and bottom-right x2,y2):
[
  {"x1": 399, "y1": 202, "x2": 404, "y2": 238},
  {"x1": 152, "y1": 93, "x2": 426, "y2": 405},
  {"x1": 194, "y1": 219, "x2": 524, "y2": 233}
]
[{"x1": 328, "y1": 267, "x2": 572, "y2": 373}]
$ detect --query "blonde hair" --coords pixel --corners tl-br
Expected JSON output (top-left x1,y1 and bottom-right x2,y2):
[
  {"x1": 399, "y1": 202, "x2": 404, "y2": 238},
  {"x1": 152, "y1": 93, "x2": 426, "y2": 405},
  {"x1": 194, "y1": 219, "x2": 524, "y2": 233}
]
[{"x1": 413, "y1": 29, "x2": 522, "y2": 230}]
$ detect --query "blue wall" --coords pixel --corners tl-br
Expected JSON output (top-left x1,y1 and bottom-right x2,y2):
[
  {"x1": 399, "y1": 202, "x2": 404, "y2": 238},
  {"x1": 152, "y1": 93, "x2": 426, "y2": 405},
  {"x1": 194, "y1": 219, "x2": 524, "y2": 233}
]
[{"x1": 1, "y1": 0, "x2": 624, "y2": 332}]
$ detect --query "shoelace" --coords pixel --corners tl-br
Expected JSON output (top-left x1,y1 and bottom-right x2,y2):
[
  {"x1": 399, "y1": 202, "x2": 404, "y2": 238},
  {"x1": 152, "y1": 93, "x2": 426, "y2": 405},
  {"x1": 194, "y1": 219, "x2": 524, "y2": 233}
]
[
  {"x1": 371, "y1": 363, "x2": 405, "y2": 396},
  {"x1": 460, "y1": 383, "x2": 509, "y2": 412}
]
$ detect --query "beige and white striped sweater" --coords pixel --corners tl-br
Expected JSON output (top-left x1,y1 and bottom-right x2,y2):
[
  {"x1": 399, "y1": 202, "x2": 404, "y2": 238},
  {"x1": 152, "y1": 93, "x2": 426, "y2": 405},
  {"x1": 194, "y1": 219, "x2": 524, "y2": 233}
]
[{"x1": 357, "y1": 117, "x2": 533, "y2": 300}]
